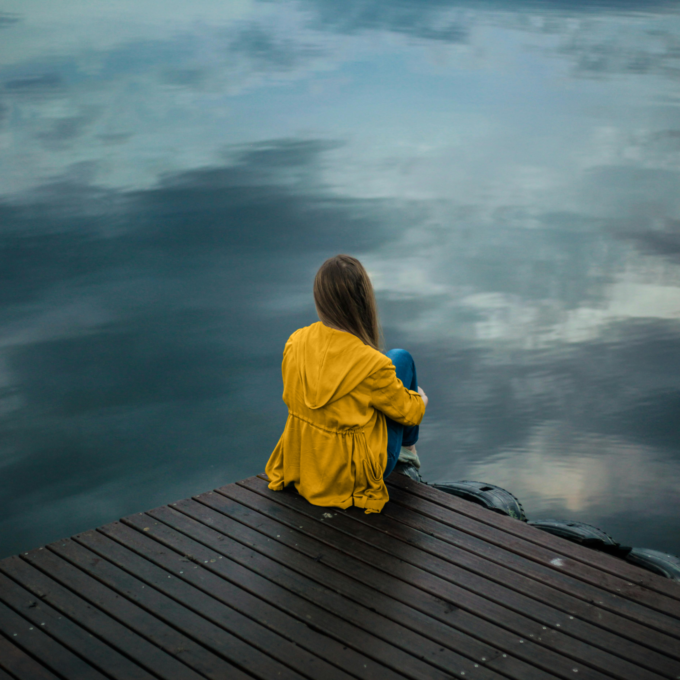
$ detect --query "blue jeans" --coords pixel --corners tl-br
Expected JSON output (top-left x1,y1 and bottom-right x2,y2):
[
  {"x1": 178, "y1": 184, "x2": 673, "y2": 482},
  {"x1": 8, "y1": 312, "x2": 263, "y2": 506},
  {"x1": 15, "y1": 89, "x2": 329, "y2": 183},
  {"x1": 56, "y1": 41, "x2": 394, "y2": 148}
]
[{"x1": 383, "y1": 349, "x2": 419, "y2": 478}]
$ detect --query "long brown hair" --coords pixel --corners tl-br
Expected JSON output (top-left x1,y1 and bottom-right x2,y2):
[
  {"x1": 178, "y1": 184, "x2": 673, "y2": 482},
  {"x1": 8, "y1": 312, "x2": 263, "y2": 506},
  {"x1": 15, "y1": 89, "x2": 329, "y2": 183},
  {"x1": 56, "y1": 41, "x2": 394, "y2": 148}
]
[{"x1": 313, "y1": 254, "x2": 383, "y2": 351}]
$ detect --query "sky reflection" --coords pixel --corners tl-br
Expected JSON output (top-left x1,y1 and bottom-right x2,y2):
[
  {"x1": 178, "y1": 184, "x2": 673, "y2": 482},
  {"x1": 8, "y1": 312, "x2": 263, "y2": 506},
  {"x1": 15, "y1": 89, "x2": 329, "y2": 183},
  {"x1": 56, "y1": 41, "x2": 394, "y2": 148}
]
[{"x1": 1, "y1": 0, "x2": 680, "y2": 557}]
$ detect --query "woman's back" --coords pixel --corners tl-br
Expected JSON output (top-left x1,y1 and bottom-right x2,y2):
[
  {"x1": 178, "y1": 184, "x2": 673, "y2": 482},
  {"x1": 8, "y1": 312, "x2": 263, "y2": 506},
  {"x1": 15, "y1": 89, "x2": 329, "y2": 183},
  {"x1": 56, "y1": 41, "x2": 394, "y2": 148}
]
[{"x1": 265, "y1": 321, "x2": 425, "y2": 513}]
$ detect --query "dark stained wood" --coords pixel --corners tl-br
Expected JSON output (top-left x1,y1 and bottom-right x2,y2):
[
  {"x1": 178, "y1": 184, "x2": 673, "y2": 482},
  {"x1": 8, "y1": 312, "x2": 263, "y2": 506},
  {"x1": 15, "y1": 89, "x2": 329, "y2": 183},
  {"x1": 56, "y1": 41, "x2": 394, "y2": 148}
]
[
  {"x1": 0, "y1": 554, "x2": 198, "y2": 680},
  {"x1": 144, "y1": 502, "x2": 510, "y2": 680},
  {"x1": 1, "y1": 474, "x2": 679, "y2": 680},
  {"x1": 0, "y1": 666, "x2": 19, "y2": 680},
  {"x1": 238, "y1": 475, "x2": 680, "y2": 678},
  {"x1": 387, "y1": 474, "x2": 680, "y2": 602},
  {"x1": 74, "y1": 527, "x2": 354, "y2": 680},
  {"x1": 183, "y1": 491, "x2": 606, "y2": 680},
  {"x1": 23, "y1": 546, "x2": 229, "y2": 680},
  {"x1": 223, "y1": 481, "x2": 664, "y2": 680},
  {"x1": 0, "y1": 569, "x2": 154, "y2": 680},
  {"x1": 97, "y1": 519, "x2": 402, "y2": 680},
  {"x1": 46, "y1": 538, "x2": 300, "y2": 680},
  {"x1": 385, "y1": 478, "x2": 680, "y2": 624},
  {"x1": 120, "y1": 510, "x2": 460, "y2": 680},
  {"x1": 380, "y1": 483, "x2": 680, "y2": 648},
  {"x1": 0, "y1": 630, "x2": 61, "y2": 680},
  {"x1": 0, "y1": 598, "x2": 107, "y2": 680}
]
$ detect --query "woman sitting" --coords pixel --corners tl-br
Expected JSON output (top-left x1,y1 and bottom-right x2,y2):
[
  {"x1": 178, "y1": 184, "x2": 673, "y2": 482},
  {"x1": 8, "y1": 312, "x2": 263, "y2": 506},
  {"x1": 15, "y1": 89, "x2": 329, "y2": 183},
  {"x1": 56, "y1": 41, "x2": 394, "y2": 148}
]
[{"x1": 265, "y1": 254, "x2": 428, "y2": 513}]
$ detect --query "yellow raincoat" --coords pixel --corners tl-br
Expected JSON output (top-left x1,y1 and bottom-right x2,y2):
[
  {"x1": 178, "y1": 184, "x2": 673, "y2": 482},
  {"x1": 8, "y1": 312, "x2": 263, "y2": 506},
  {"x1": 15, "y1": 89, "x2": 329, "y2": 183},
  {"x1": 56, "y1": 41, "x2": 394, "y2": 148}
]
[{"x1": 265, "y1": 321, "x2": 426, "y2": 513}]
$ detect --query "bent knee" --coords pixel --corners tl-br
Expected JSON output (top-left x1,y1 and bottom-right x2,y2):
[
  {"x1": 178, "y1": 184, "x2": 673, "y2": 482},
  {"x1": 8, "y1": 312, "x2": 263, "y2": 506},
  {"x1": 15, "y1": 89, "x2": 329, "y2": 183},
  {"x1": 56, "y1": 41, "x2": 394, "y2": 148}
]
[
  {"x1": 386, "y1": 348, "x2": 415, "y2": 372},
  {"x1": 386, "y1": 348, "x2": 413, "y2": 361}
]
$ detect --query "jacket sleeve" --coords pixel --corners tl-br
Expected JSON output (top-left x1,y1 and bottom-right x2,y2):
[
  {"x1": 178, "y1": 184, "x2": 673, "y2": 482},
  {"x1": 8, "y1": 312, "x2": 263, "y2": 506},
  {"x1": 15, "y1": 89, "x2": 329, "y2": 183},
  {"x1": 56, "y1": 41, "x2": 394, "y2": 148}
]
[{"x1": 368, "y1": 364, "x2": 426, "y2": 427}]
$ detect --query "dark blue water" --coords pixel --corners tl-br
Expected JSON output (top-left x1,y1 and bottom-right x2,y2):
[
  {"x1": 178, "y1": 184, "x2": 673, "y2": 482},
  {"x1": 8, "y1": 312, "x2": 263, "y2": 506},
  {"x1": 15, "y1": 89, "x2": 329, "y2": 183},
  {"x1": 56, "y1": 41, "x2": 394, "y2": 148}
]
[{"x1": 1, "y1": 0, "x2": 680, "y2": 559}]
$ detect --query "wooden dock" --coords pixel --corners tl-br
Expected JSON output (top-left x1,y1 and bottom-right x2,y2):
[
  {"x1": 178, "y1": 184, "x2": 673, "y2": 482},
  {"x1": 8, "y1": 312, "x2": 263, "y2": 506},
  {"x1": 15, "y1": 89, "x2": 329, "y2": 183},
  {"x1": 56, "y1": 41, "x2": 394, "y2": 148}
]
[{"x1": 1, "y1": 474, "x2": 679, "y2": 680}]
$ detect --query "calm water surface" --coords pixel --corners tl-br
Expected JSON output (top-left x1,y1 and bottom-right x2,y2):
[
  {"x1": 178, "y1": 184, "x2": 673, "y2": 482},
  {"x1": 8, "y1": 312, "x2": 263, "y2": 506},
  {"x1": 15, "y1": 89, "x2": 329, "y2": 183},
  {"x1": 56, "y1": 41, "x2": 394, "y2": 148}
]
[{"x1": 1, "y1": 0, "x2": 680, "y2": 558}]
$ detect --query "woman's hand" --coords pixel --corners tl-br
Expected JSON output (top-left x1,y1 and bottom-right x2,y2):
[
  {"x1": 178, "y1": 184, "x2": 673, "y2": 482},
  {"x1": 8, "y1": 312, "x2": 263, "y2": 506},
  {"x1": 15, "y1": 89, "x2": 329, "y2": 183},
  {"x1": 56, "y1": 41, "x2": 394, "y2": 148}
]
[{"x1": 418, "y1": 386, "x2": 429, "y2": 407}]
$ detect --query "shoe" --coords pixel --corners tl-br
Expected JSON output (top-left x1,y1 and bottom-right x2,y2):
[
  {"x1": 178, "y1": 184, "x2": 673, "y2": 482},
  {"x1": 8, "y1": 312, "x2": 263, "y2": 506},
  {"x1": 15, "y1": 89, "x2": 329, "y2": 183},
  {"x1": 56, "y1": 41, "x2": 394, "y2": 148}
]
[
  {"x1": 398, "y1": 445, "x2": 421, "y2": 469},
  {"x1": 394, "y1": 461, "x2": 422, "y2": 482}
]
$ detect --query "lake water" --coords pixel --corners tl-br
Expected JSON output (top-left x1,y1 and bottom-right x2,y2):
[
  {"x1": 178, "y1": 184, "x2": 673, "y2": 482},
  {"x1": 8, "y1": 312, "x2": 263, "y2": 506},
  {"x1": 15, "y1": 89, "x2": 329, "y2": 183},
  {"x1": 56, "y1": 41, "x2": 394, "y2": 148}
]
[{"x1": 1, "y1": 0, "x2": 680, "y2": 559}]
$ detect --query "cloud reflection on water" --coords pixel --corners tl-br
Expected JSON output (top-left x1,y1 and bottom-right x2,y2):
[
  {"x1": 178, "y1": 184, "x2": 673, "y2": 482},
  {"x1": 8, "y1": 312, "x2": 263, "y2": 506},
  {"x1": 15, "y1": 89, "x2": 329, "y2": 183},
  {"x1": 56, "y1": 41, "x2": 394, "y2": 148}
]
[
  {"x1": 1, "y1": 0, "x2": 680, "y2": 556},
  {"x1": 0, "y1": 139, "x2": 419, "y2": 555},
  {"x1": 468, "y1": 424, "x2": 680, "y2": 524}
]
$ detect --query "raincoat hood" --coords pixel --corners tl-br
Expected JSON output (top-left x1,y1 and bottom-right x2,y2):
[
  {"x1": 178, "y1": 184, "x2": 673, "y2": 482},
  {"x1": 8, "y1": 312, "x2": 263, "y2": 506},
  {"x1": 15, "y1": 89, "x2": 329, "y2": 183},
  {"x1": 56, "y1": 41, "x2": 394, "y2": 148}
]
[{"x1": 293, "y1": 322, "x2": 389, "y2": 410}]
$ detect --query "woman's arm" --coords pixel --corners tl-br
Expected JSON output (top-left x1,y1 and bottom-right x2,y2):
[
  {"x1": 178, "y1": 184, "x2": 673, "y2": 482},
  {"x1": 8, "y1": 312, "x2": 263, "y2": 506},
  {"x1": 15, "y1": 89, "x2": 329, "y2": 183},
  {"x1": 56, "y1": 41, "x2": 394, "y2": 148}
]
[{"x1": 369, "y1": 364, "x2": 427, "y2": 427}]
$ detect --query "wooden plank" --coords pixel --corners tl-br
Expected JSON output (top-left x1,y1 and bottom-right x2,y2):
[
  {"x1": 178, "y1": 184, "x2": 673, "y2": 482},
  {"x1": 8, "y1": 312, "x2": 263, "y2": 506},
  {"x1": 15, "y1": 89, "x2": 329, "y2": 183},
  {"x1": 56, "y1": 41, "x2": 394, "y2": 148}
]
[
  {"x1": 3, "y1": 470, "x2": 675, "y2": 680},
  {"x1": 384, "y1": 490, "x2": 680, "y2": 657},
  {"x1": 387, "y1": 474, "x2": 680, "y2": 601},
  {"x1": 229, "y1": 480, "x2": 671, "y2": 680},
  {"x1": 0, "y1": 569, "x2": 155, "y2": 680},
  {"x1": 46, "y1": 537, "x2": 305, "y2": 680},
  {"x1": 175, "y1": 490, "x2": 602, "y2": 680},
  {"x1": 0, "y1": 598, "x2": 107, "y2": 680},
  {"x1": 74, "y1": 527, "x2": 354, "y2": 680},
  {"x1": 0, "y1": 665, "x2": 18, "y2": 680},
  {"x1": 251, "y1": 475, "x2": 680, "y2": 658},
  {"x1": 0, "y1": 554, "x2": 198, "y2": 680},
  {"x1": 121, "y1": 511, "x2": 456, "y2": 680},
  {"x1": 0, "y1": 631, "x2": 60, "y2": 680},
  {"x1": 21, "y1": 545, "x2": 240, "y2": 680},
  {"x1": 238, "y1": 476, "x2": 680, "y2": 678},
  {"x1": 191, "y1": 490, "x2": 579, "y2": 680},
  {"x1": 138, "y1": 503, "x2": 509, "y2": 680},
  {"x1": 383, "y1": 481, "x2": 680, "y2": 628},
  {"x1": 97, "y1": 520, "x2": 402, "y2": 680}
]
